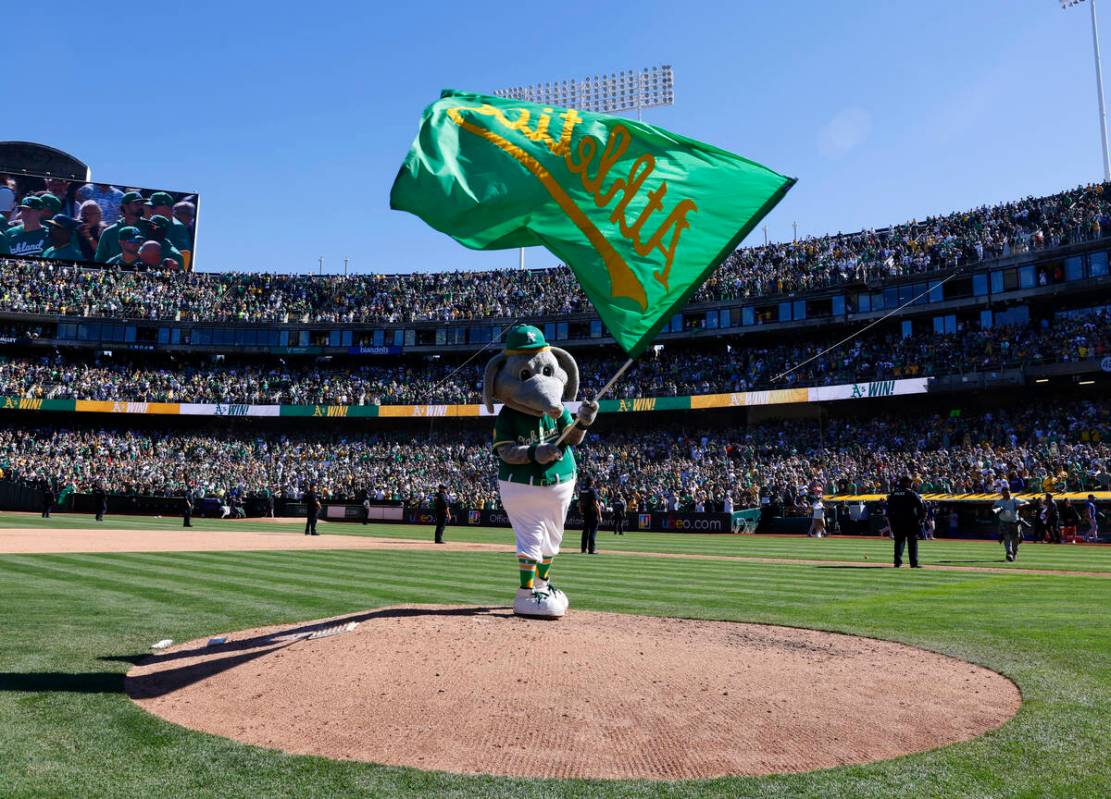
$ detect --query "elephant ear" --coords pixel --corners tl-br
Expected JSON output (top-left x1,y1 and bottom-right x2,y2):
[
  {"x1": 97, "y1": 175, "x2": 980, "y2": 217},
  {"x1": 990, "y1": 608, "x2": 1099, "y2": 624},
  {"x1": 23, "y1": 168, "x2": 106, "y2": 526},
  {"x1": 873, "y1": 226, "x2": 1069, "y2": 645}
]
[
  {"x1": 550, "y1": 347, "x2": 579, "y2": 402},
  {"x1": 483, "y1": 352, "x2": 508, "y2": 414}
]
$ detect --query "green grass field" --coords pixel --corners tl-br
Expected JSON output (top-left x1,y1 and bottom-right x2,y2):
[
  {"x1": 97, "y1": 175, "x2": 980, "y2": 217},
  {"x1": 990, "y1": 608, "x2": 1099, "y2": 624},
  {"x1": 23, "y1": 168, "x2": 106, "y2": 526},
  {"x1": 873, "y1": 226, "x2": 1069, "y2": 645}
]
[{"x1": 2, "y1": 514, "x2": 1109, "y2": 798}]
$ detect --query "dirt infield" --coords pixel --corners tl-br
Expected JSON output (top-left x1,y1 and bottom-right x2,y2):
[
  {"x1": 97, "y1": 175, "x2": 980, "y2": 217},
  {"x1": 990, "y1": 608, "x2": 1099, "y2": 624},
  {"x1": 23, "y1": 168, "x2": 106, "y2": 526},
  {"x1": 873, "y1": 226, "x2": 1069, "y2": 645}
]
[
  {"x1": 0, "y1": 527, "x2": 503, "y2": 555},
  {"x1": 127, "y1": 605, "x2": 1020, "y2": 780},
  {"x1": 2, "y1": 525, "x2": 1107, "y2": 577}
]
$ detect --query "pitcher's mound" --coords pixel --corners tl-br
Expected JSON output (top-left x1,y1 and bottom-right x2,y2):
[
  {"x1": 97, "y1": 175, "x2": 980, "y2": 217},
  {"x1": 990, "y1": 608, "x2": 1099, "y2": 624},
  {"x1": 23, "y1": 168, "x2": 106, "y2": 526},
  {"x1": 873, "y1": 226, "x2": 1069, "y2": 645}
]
[{"x1": 126, "y1": 605, "x2": 1019, "y2": 780}]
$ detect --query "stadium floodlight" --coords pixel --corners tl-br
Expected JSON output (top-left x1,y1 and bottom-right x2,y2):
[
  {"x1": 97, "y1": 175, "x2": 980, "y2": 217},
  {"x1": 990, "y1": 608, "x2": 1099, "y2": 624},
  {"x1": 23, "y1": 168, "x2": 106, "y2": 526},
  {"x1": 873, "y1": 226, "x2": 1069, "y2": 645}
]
[
  {"x1": 493, "y1": 66, "x2": 675, "y2": 268},
  {"x1": 1062, "y1": 0, "x2": 1111, "y2": 180},
  {"x1": 493, "y1": 65, "x2": 675, "y2": 121}
]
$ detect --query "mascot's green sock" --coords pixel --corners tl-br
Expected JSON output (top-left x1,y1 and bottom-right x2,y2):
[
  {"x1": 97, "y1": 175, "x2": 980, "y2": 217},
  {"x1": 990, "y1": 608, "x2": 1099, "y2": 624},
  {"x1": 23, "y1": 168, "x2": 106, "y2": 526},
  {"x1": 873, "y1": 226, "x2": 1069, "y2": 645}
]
[
  {"x1": 536, "y1": 557, "x2": 554, "y2": 582},
  {"x1": 518, "y1": 557, "x2": 537, "y2": 590}
]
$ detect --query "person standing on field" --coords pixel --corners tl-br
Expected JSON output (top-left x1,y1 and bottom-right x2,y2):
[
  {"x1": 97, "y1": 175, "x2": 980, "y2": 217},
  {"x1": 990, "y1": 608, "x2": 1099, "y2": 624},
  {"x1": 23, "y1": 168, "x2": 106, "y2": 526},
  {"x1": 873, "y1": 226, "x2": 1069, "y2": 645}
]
[
  {"x1": 808, "y1": 496, "x2": 826, "y2": 538},
  {"x1": 1084, "y1": 495, "x2": 1101, "y2": 542},
  {"x1": 93, "y1": 485, "x2": 108, "y2": 522},
  {"x1": 304, "y1": 485, "x2": 321, "y2": 536},
  {"x1": 579, "y1": 476, "x2": 600, "y2": 554},
  {"x1": 886, "y1": 476, "x2": 926, "y2": 568},
  {"x1": 992, "y1": 487, "x2": 1026, "y2": 562},
  {"x1": 41, "y1": 483, "x2": 55, "y2": 519},
  {"x1": 433, "y1": 484, "x2": 451, "y2": 544},
  {"x1": 611, "y1": 492, "x2": 626, "y2": 535},
  {"x1": 1043, "y1": 493, "x2": 1061, "y2": 544}
]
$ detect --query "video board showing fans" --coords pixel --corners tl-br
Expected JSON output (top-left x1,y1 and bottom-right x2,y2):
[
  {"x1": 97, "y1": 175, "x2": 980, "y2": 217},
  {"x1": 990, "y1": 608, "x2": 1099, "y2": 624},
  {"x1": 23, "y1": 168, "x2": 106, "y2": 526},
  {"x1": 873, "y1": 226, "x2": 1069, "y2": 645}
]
[{"x1": 0, "y1": 171, "x2": 199, "y2": 271}]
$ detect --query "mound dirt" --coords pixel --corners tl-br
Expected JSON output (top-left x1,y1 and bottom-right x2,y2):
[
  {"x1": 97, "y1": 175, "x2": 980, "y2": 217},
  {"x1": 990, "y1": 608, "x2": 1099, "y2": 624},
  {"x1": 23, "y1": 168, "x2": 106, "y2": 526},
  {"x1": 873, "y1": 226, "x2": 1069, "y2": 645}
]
[{"x1": 126, "y1": 605, "x2": 1020, "y2": 780}]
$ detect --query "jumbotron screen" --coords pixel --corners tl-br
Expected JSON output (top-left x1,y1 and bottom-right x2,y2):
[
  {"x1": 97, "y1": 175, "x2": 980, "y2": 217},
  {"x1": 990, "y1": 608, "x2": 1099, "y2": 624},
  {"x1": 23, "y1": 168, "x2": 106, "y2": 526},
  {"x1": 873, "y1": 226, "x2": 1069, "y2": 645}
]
[{"x1": 0, "y1": 171, "x2": 200, "y2": 271}]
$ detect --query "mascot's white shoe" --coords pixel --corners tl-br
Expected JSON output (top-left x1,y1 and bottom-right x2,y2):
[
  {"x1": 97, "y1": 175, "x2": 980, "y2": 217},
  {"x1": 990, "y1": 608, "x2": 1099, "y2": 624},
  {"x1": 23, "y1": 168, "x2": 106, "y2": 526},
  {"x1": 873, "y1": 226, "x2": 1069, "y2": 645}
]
[
  {"x1": 533, "y1": 579, "x2": 569, "y2": 611},
  {"x1": 514, "y1": 587, "x2": 565, "y2": 618}
]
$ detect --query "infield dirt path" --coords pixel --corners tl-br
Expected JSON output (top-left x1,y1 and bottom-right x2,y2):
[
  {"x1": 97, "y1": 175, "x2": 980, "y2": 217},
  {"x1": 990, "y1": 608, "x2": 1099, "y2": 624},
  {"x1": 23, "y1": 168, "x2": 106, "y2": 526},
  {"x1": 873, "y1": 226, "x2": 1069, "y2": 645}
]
[
  {"x1": 1, "y1": 526, "x2": 1106, "y2": 578},
  {"x1": 127, "y1": 604, "x2": 1021, "y2": 779}
]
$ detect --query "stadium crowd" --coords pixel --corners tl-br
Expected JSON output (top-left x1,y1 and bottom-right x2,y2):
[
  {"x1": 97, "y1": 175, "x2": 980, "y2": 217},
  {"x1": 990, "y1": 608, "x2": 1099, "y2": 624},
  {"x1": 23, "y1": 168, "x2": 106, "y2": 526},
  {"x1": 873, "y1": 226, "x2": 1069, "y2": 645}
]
[
  {"x1": 1, "y1": 402, "x2": 1106, "y2": 512},
  {"x1": 0, "y1": 310, "x2": 1106, "y2": 404},
  {"x1": 1, "y1": 182, "x2": 1109, "y2": 322}
]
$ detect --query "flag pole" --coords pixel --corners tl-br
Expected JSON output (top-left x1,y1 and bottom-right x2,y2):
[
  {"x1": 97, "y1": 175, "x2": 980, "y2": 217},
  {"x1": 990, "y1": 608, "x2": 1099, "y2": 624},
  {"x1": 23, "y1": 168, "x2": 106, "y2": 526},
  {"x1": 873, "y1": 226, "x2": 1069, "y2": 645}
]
[{"x1": 554, "y1": 357, "x2": 635, "y2": 445}]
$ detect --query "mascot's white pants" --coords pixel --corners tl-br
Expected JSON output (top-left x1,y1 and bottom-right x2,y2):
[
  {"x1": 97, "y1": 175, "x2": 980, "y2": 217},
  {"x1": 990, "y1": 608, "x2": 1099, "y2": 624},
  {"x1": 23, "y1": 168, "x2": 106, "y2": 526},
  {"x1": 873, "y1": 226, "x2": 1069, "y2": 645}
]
[{"x1": 498, "y1": 478, "x2": 576, "y2": 561}]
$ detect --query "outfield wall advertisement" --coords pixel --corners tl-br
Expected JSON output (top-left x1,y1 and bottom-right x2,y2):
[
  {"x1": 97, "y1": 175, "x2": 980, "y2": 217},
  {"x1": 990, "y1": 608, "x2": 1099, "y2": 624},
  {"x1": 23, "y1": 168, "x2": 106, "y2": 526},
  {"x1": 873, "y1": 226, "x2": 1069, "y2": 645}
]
[{"x1": 0, "y1": 378, "x2": 930, "y2": 419}]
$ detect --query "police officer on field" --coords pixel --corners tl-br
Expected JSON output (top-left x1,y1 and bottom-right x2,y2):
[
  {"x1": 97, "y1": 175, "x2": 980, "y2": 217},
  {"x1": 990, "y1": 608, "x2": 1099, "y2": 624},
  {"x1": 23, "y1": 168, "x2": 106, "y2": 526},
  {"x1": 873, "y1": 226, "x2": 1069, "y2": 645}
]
[
  {"x1": 433, "y1": 484, "x2": 451, "y2": 544},
  {"x1": 304, "y1": 484, "x2": 321, "y2": 536},
  {"x1": 579, "y1": 475, "x2": 600, "y2": 554},
  {"x1": 611, "y1": 491, "x2": 627, "y2": 535},
  {"x1": 41, "y1": 482, "x2": 55, "y2": 519},
  {"x1": 183, "y1": 490, "x2": 194, "y2": 528},
  {"x1": 93, "y1": 484, "x2": 108, "y2": 522},
  {"x1": 886, "y1": 475, "x2": 926, "y2": 568}
]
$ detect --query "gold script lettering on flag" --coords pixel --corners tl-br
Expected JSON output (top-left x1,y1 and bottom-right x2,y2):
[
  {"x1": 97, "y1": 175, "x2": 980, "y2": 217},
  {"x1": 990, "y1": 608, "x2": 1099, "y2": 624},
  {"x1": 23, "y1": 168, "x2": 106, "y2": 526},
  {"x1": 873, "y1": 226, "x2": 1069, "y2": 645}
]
[
  {"x1": 390, "y1": 90, "x2": 796, "y2": 359},
  {"x1": 446, "y1": 103, "x2": 700, "y2": 311}
]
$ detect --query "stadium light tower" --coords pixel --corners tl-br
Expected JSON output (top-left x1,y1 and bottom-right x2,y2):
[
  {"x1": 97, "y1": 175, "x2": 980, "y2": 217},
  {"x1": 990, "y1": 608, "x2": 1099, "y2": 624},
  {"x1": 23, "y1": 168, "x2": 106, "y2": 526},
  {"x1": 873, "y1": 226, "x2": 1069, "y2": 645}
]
[
  {"x1": 494, "y1": 65, "x2": 675, "y2": 121},
  {"x1": 1062, "y1": 0, "x2": 1111, "y2": 180},
  {"x1": 493, "y1": 65, "x2": 676, "y2": 266}
]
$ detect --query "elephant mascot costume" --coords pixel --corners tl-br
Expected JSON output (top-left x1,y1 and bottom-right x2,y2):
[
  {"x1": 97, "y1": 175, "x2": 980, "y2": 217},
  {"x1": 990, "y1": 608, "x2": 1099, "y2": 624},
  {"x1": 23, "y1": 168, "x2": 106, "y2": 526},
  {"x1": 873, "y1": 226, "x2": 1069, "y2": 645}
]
[{"x1": 484, "y1": 324, "x2": 599, "y2": 618}]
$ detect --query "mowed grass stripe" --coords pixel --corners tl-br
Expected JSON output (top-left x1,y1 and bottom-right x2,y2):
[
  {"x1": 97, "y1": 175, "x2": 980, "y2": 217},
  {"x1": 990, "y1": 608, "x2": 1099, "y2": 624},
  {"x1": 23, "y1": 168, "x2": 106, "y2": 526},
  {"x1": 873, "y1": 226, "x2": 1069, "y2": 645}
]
[
  {"x1": 330, "y1": 522, "x2": 1111, "y2": 572},
  {"x1": 22, "y1": 553, "x2": 413, "y2": 614},
  {"x1": 121, "y1": 547, "x2": 996, "y2": 605},
  {"x1": 186, "y1": 547, "x2": 907, "y2": 602},
  {"x1": 0, "y1": 557, "x2": 276, "y2": 619},
  {"x1": 106, "y1": 551, "x2": 517, "y2": 605},
  {"x1": 16, "y1": 548, "x2": 888, "y2": 624},
  {"x1": 88, "y1": 549, "x2": 998, "y2": 620},
  {"x1": 1, "y1": 553, "x2": 337, "y2": 618},
  {"x1": 5, "y1": 511, "x2": 1111, "y2": 572}
]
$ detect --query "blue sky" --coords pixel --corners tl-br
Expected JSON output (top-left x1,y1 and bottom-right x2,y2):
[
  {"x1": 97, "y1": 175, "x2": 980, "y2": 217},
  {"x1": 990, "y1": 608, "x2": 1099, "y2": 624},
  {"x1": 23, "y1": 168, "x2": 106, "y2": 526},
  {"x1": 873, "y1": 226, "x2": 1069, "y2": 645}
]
[{"x1": 10, "y1": 0, "x2": 1106, "y2": 274}]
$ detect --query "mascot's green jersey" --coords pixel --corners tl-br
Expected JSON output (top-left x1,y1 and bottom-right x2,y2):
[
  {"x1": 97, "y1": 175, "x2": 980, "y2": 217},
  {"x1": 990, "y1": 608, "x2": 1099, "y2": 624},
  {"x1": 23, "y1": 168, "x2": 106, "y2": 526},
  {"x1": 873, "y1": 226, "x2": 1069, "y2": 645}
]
[{"x1": 493, "y1": 406, "x2": 577, "y2": 485}]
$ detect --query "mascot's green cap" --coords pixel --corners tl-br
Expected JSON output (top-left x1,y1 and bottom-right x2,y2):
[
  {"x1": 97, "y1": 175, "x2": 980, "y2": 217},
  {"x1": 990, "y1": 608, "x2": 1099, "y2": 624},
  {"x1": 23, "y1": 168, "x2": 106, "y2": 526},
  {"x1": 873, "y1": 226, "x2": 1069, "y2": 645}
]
[{"x1": 504, "y1": 324, "x2": 548, "y2": 353}]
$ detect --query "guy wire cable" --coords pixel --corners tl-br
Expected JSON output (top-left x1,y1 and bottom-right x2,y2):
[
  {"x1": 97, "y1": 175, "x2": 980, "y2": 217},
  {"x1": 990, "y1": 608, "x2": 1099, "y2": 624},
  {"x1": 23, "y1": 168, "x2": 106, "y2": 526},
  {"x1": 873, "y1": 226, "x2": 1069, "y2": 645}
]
[{"x1": 770, "y1": 269, "x2": 962, "y2": 384}]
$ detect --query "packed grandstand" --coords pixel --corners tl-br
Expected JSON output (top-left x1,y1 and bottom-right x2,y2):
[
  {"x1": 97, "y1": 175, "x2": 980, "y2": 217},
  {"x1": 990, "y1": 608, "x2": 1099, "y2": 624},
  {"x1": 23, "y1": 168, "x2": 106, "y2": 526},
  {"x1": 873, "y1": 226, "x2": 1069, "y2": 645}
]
[{"x1": 0, "y1": 180, "x2": 1109, "y2": 530}]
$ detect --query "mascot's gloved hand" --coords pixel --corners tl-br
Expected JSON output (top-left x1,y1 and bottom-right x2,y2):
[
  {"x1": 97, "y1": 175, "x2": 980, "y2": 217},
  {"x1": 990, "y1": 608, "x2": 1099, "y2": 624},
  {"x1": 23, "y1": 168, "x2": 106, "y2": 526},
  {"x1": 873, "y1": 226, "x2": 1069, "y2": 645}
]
[
  {"x1": 577, "y1": 399, "x2": 599, "y2": 427},
  {"x1": 535, "y1": 443, "x2": 563, "y2": 463}
]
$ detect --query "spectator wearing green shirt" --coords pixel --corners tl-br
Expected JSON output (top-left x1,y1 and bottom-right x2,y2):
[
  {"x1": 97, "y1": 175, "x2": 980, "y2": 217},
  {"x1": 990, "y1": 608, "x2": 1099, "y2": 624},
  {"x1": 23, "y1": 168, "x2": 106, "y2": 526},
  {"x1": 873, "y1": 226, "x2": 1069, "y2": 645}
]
[
  {"x1": 104, "y1": 227, "x2": 143, "y2": 267},
  {"x1": 42, "y1": 215, "x2": 85, "y2": 261},
  {"x1": 137, "y1": 215, "x2": 184, "y2": 270},
  {"x1": 4, "y1": 196, "x2": 49, "y2": 258},
  {"x1": 94, "y1": 191, "x2": 145, "y2": 263},
  {"x1": 145, "y1": 192, "x2": 192, "y2": 256}
]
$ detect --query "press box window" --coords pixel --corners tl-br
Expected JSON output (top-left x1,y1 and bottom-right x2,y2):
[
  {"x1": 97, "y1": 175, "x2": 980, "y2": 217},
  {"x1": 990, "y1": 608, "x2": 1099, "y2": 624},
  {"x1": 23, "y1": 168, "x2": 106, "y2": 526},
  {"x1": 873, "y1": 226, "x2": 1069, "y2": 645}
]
[
  {"x1": 1065, "y1": 256, "x2": 1085, "y2": 282},
  {"x1": 933, "y1": 315, "x2": 957, "y2": 335},
  {"x1": 1019, "y1": 266, "x2": 1036, "y2": 290}
]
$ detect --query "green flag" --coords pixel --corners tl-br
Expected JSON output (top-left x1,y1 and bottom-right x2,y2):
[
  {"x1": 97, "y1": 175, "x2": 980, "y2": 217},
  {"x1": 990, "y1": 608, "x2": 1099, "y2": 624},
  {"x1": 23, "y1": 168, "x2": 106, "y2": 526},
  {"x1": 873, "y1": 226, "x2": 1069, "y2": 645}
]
[{"x1": 390, "y1": 89, "x2": 794, "y2": 358}]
